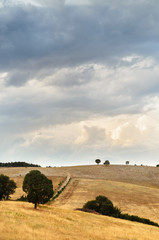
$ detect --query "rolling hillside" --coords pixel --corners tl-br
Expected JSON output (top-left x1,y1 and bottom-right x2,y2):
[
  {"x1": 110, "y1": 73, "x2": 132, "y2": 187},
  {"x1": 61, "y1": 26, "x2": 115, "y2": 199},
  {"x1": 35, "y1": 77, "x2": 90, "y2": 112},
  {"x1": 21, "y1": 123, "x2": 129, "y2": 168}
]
[
  {"x1": 0, "y1": 165, "x2": 159, "y2": 239},
  {"x1": 0, "y1": 165, "x2": 158, "y2": 187},
  {"x1": 0, "y1": 201, "x2": 159, "y2": 240}
]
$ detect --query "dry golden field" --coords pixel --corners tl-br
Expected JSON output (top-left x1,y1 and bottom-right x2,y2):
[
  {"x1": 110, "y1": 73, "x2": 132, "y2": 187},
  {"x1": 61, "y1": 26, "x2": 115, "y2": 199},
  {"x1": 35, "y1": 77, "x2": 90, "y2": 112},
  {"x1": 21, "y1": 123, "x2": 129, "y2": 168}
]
[
  {"x1": 0, "y1": 165, "x2": 159, "y2": 239},
  {"x1": 53, "y1": 178, "x2": 159, "y2": 224},
  {"x1": 0, "y1": 165, "x2": 158, "y2": 187},
  {"x1": 0, "y1": 201, "x2": 159, "y2": 240}
]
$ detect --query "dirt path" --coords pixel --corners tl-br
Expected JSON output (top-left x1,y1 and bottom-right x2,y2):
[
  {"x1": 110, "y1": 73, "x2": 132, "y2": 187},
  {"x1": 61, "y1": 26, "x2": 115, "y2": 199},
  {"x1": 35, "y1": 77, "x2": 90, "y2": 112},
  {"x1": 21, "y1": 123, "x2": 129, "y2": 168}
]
[
  {"x1": 52, "y1": 178, "x2": 80, "y2": 206},
  {"x1": 57, "y1": 179, "x2": 79, "y2": 204}
]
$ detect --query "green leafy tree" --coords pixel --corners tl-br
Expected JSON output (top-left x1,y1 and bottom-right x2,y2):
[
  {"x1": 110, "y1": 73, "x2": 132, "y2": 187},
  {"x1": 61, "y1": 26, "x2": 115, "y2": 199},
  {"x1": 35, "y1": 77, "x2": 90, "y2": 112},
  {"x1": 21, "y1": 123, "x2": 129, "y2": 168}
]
[
  {"x1": 95, "y1": 159, "x2": 101, "y2": 165},
  {"x1": 23, "y1": 170, "x2": 53, "y2": 209},
  {"x1": 0, "y1": 174, "x2": 17, "y2": 200},
  {"x1": 125, "y1": 161, "x2": 129, "y2": 165}
]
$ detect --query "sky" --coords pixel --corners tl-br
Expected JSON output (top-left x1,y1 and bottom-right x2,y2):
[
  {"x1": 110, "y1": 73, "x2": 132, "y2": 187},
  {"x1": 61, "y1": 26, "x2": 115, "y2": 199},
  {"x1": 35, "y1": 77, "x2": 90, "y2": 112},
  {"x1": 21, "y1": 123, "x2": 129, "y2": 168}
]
[{"x1": 0, "y1": 0, "x2": 159, "y2": 167}]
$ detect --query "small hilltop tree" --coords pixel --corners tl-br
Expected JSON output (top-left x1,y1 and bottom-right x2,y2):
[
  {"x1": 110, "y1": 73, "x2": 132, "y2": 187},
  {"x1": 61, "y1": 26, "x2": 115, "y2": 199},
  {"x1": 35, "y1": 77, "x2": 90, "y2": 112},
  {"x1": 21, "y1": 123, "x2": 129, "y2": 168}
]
[
  {"x1": 95, "y1": 159, "x2": 101, "y2": 165},
  {"x1": 104, "y1": 160, "x2": 110, "y2": 165},
  {"x1": 23, "y1": 170, "x2": 53, "y2": 209},
  {"x1": 0, "y1": 174, "x2": 17, "y2": 200},
  {"x1": 125, "y1": 161, "x2": 129, "y2": 165}
]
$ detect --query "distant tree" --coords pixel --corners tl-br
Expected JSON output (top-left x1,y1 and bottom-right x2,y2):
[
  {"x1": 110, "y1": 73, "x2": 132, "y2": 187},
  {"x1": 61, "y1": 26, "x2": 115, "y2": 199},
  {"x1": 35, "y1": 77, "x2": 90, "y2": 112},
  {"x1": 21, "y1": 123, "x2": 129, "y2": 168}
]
[
  {"x1": 125, "y1": 161, "x2": 129, "y2": 165},
  {"x1": 23, "y1": 170, "x2": 53, "y2": 209},
  {"x1": 0, "y1": 174, "x2": 17, "y2": 200},
  {"x1": 95, "y1": 159, "x2": 101, "y2": 165},
  {"x1": 104, "y1": 160, "x2": 110, "y2": 165},
  {"x1": 156, "y1": 164, "x2": 159, "y2": 167}
]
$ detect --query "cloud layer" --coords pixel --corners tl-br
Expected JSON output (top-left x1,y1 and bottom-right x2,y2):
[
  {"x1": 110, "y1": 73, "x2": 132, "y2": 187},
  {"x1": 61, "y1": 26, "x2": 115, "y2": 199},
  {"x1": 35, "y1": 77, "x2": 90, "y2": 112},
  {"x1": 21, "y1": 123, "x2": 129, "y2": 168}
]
[{"x1": 0, "y1": 0, "x2": 159, "y2": 166}]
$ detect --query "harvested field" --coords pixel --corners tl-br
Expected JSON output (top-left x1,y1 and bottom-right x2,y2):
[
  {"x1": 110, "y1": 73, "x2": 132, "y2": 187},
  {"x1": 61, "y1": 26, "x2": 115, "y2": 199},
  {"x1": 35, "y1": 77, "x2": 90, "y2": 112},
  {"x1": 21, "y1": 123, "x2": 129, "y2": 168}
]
[
  {"x1": 0, "y1": 165, "x2": 158, "y2": 187},
  {"x1": 52, "y1": 178, "x2": 159, "y2": 224},
  {"x1": 0, "y1": 201, "x2": 159, "y2": 240}
]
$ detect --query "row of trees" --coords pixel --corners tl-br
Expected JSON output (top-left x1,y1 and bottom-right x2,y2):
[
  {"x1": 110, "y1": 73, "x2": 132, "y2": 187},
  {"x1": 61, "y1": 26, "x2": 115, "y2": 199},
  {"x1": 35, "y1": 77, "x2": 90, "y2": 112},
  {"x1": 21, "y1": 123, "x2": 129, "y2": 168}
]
[
  {"x1": 95, "y1": 160, "x2": 159, "y2": 167},
  {"x1": 0, "y1": 162, "x2": 41, "y2": 167},
  {"x1": 0, "y1": 170, "x2": 53, "y2": 209}
]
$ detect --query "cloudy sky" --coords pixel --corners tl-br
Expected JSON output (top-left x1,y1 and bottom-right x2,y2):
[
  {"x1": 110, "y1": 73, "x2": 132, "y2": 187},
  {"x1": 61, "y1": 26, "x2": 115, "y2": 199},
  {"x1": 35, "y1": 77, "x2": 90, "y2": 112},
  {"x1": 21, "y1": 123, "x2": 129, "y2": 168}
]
[{"x1": 0, "y1": 0, "x2": 159, "y2": 166}]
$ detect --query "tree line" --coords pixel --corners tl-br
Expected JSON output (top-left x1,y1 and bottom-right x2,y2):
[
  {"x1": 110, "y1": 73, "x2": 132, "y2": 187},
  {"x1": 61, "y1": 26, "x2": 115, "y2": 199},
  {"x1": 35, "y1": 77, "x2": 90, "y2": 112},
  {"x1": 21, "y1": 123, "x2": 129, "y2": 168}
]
[{"x1": 0, "y1": 162, "x2": 41, "y2": 167}]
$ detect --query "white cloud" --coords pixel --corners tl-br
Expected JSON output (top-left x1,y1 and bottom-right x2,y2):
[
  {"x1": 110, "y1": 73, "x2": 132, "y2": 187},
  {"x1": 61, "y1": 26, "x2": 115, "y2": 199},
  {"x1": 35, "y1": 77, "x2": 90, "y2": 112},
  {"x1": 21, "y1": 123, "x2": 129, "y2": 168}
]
[{"x1": 1, "y1": 1, "x2": 159, "y2": 166}]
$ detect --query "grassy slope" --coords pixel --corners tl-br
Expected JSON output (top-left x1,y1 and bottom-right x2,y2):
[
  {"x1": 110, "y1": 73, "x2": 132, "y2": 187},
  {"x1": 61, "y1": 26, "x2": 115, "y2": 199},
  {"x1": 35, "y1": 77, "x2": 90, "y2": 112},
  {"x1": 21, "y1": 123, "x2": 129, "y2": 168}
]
[
  {"x1": 52, "y1": 178, "x2": 159, "y2": 224},
  {"x1": 0, "y1": 201, "x2": 159, "y2": 240},
  {"x1": 0, "y1": 165, "x2": 159, "y2": 187},
  {"x1": 0, "y1": 165, "x2": 159, "y2": 239}
]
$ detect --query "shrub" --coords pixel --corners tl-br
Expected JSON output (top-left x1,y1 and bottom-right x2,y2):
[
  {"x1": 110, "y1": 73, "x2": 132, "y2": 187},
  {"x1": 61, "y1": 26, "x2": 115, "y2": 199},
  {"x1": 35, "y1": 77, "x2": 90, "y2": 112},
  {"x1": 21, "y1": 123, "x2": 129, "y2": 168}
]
[
  {"x1": 83, "y1": 195, "x2": 120, "y2": 217},
  {"x1": 83, "y1": 195, "x2": 159, "y2": 227}
]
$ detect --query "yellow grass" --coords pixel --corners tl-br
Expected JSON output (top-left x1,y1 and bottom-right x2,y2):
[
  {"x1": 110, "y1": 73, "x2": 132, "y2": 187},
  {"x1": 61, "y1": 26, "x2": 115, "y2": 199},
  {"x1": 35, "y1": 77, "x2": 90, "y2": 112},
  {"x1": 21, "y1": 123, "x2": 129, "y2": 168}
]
[
  {"x1": 0, "y1": 165, "x2": 159, "y2": 239},
  {"x1": 0, "y1": 165, "x2": 159, "y2": 187},
  {"x1": 0, "y1": 201, "x2": 159, "y2": 240},
  {"x1": 52, "y1": 178, "x2": 159, "y2": 224}
]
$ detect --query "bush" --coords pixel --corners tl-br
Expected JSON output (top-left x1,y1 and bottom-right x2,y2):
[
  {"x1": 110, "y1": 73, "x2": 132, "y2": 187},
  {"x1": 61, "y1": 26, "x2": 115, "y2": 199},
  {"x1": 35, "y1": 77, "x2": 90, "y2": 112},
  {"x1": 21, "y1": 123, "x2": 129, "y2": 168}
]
[
  {"x1": 83, "y1": 195, "x2": 159, "y2": 227},
  {"x1": 83, "y1": 195, "x2": 120, "y2": 217},
  {"x1": 156, "y1": 164, "x2": 159, "y2": 167},
  {"x1": 16, "y1": 195, "x2": 28, "y2": 202}
]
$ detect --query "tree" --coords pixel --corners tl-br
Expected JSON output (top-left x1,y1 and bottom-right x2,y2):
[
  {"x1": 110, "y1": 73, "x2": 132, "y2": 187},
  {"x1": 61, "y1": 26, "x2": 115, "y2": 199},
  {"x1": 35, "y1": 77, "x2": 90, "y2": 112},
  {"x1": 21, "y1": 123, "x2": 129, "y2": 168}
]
[
  {"x1": 0, "y1": 174, "x2": 17, "y2": 200},
  {"x1": 95, "y1": 159, "x2": 101, "y2": 165},
  {"x1": 156, "y1": 164, "x2": 159, "y2": 167},
  {"x1": 23, "y1": 170, "x2": 53, "y2": 209},
  {"x1": 125, "y1": 161, "x2": 129, "y2": 165},
  {"x1": 104, "y1": 160, "x2": 110, "y2": 165}
]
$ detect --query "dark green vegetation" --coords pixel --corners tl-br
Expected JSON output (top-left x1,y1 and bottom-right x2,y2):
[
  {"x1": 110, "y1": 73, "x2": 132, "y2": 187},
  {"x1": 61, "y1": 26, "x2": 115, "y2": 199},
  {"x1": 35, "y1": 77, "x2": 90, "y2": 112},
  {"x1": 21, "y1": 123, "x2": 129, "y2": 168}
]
[
  {"x1": 0, "y1": 162, "x2": 41, "y2": 167},
  {"x1": 51, "y1": 178, "x2": 71, "y2": 201},
  {"x1": 23, "y1": 170, "x2": 53, "y2": 209},
  {"x1": 83, "y1": 195, "x2": 121, "y2": 217},
  {"x1": 95, "y1": 159, "x2": 101, "y2": 164},
  {"x1": 156, "y1": 164, "x2": 159, "y2": 167},
  {"x1": 83, "y1": 195, "x2": 159, "y2": 228},
  {"x1": 0, "y1": 174, "x2": 17, "y2": 200},
  {"x1": 103, "y1": 160, "x2": 110, "y2": 165}
]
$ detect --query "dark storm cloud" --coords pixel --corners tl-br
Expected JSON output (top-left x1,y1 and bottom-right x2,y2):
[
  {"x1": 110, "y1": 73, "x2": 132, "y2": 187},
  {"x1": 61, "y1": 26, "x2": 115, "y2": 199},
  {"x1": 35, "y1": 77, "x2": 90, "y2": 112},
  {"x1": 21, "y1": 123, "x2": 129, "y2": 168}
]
[
  {"x1": 1, "y1": 1, "x2": 159, "y2": 166},
  {"x1": 1, "y1": 0, "x2": 159, "y2": 83}
]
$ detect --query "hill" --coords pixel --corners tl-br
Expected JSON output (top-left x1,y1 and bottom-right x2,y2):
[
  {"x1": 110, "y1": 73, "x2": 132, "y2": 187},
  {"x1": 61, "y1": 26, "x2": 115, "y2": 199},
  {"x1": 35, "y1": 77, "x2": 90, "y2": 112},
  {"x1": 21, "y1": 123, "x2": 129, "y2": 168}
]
[
  {"x1": 0, "y1": 165, "x2": 158, "y2": 187},
  {"x1": 0, "y1": 201, "x2": 159, "y2": 240},
  {"x1": 0, "y1": 165, "x2": 159, "y2": 239}
]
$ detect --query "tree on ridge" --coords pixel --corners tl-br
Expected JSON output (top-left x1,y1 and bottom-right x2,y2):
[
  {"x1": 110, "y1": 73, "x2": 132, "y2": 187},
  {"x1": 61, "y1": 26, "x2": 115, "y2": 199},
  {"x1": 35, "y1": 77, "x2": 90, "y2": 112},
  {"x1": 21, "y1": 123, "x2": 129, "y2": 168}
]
[{"x1": 95, "y1": 159, "x2": 101, "y2": 165}]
